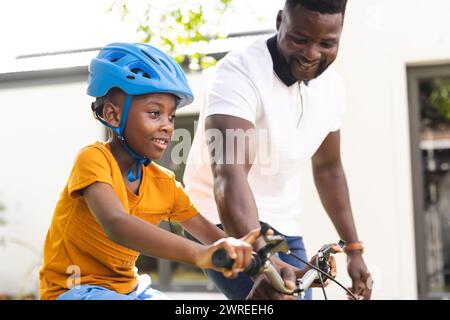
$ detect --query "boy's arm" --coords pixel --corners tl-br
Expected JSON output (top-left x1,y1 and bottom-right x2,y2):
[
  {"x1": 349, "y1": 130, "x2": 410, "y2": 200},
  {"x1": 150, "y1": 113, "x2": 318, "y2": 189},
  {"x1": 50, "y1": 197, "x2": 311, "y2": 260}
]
[
  {"x1": 180, "y1": 214, "x2": 226, "y2": 244},
  {"x1": 82, "y1": 182, "x2": 254, "y2": 276}
]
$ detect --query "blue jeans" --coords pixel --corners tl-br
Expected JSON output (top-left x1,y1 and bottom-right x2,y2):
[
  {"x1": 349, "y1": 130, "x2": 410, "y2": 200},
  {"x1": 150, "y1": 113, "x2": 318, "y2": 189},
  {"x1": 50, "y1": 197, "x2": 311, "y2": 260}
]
[
  {"x1": 57, "y1": 274, "x2": 166, "y2": 300},
  {"x1": 205, "y1": 227, "x2": 312, "y2": 300}
]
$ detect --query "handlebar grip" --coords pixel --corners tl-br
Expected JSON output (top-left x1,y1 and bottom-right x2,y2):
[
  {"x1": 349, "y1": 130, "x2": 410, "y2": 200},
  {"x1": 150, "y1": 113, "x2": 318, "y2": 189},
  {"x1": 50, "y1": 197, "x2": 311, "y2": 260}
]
[
  {"x1": 211, "y1": 248, "x2": 234, "y2": 269},
  {"x1": 212, "y1": 249, "x2": 261, "y2": 276}
]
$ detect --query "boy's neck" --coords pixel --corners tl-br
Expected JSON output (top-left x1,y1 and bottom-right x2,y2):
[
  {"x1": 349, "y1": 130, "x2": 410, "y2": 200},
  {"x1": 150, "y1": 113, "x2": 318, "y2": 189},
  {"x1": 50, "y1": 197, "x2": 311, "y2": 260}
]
[
  {"x1": 108, "y1": 139, "x2": 142, "y2": 195},
  {"x1": 108, "y1": 138, "x2": 136, "y2": 175}
]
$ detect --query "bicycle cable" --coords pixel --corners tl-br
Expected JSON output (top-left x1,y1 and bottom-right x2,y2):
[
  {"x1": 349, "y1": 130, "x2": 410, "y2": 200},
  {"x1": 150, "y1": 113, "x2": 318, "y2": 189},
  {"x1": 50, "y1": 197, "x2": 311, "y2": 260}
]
[
  {"x1": 316, "y1": 258, "x2": 328, "y2": 300},
  {"x1": 288, "y1": 252, "x2": 358, "y2": 300}
]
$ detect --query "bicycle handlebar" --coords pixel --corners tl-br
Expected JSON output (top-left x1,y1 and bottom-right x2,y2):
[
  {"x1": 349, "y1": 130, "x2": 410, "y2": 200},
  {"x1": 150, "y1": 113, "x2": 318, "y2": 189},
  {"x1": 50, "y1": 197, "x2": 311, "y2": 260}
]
[
  {"x1": 212, "y1": 250, "x2": 259, "y2": 276},
  {"x1": 212, "y1": 248, "x2": 294, "y2": 294},
  {"x1": 211, "y1": 226, "x2": 346, "y2": 297}
]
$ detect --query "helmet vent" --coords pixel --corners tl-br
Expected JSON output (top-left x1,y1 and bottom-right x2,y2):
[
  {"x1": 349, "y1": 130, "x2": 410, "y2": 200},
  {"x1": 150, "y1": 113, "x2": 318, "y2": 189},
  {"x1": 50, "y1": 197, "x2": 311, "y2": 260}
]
[
  {"x1": 127, "y1": 75, "x2": 135, "y2": 80},
  {"x1": 130, "y1": 67, "x2": 152, "y2": 79},
  {"x1": 141, "y1": 49, "x2": 160, "y2": 65},
  {"x1": 103, "y1": 51, "x2": 126, "y2": 63}
]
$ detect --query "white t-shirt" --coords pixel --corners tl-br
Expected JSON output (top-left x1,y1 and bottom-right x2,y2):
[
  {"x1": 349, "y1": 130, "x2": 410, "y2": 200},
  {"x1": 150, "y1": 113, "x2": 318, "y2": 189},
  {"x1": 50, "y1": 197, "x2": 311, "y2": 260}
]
[{"x1": 183, "y1": 36, "x2": 346, "y2": 235}]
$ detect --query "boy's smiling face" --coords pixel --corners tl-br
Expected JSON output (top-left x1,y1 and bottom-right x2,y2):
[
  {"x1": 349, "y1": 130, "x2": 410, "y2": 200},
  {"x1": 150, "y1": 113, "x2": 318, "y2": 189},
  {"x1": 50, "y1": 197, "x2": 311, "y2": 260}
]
[{"x1": 124, "y1": 93, "x2": 176, "y2": 160}]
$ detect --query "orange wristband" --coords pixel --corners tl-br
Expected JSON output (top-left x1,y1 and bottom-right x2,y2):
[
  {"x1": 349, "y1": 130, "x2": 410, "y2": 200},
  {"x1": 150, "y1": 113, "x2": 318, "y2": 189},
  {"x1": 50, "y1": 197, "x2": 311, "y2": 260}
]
[{"x1": 344, "y1": 241, "x2": 364, "y2": 254}]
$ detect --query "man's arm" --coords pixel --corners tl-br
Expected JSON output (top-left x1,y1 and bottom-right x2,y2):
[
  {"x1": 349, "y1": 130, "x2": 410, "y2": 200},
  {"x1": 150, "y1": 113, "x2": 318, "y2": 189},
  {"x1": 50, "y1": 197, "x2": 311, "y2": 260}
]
[
  {"x1": 311, "y1": 131, "x2": 358, "y2": 242},
  {"x1": 311, "y1": 130, "x2": 372, "y2": 299},
  {"x1": 205, "y1": 115, "x2": 262, "y2": 246},
  {"x1": 205, "y1": 114, "x2": 298, "y2": 299}
]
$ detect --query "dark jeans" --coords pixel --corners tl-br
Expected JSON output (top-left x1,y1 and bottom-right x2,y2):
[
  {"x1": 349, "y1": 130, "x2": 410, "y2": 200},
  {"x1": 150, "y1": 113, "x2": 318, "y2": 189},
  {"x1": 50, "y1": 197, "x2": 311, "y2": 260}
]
[{"x1": 204, "y1": 225, "x2": 312, "y2": 300}]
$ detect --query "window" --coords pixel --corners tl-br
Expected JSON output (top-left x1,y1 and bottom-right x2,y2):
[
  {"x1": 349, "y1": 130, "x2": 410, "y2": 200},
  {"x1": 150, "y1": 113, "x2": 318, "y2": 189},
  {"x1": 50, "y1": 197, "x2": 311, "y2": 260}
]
[{"x1": 408, "y1": 64, "x2": 450, "y2": 299}]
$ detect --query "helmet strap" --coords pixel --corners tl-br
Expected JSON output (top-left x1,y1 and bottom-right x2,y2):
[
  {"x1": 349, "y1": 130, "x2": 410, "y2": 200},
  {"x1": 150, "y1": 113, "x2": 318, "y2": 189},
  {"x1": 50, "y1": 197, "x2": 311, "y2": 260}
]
[
  {"x1": 96, "y1": 94, "x2": 152, "y2": 182},
  {"x1": 119, "y1": 137, "x2": 151, "y2": 182}
]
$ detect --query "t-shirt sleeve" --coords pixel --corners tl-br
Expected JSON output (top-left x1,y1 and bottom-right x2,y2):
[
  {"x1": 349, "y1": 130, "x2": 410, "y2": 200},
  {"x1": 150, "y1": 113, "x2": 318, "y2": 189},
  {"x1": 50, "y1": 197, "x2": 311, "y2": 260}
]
[
  {"x1": 205, "y1": 59, "x2": 260, "y2": 125},
  {"x1": 67, "y1": 146, "x2": 114, "y2": 199},
  {"x1": 329, "y1": 73, "x2": 346, "y2": 132},
  {"x1": 168, "y1": 180, "x2": 199, "y2": 222}
]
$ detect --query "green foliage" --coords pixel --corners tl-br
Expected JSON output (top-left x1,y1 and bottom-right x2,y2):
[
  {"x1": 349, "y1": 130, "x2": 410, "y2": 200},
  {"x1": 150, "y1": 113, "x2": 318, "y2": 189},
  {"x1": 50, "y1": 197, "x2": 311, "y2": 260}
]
[
  {"x1": 109, "y1": 0, "x2": 233, "y2": 71},
  {"x1": 430, "y1": 79, "x2": 450, "y2": 123}
]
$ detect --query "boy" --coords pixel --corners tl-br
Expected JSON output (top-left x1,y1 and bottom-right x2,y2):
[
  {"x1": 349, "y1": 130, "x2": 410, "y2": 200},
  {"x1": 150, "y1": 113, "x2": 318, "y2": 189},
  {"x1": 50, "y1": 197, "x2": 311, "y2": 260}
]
[{"x1": 39, "y1": 42, "x2": 258, "y2": 300}]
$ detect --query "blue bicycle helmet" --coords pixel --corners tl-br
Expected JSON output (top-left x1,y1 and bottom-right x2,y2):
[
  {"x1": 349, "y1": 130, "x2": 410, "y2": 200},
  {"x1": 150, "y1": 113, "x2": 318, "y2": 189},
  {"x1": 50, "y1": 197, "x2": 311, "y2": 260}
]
[{"x1": 87, "y1": 42, "x2": 194, "y2": 182}]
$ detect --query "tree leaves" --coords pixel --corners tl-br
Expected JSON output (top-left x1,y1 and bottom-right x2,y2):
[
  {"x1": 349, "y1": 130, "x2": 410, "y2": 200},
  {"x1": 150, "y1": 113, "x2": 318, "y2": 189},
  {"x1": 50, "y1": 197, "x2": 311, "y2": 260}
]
[
  {"x1": 110, "y1": 0, "x2": 234, "y2": 71},
  {"x1": 430, "y1": 78, "x2": 450, "y2": 123}
]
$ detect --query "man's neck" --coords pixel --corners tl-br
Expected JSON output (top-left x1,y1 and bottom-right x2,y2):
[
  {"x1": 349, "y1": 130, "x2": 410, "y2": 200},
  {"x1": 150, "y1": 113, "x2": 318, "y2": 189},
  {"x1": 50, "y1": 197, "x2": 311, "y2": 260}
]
[
  {"x1": 267, "y1": 35, "x2": 297, "y2": 87},
  {"x1": 266, "y1": 35, "x2": 310, "y2": 87}
]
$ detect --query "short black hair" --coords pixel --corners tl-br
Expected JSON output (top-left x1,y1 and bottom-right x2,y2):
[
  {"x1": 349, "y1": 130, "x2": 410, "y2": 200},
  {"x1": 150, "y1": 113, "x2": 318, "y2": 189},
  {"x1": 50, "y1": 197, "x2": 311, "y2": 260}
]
[
  {"x1": 91, "y1": 87, "x2": 123, "y2": 120},
  {"x1": 285, "y1": 0, "x2": 348, "y2": 15},
  {"x1": 91, "y1": 95, "x2": 108, "y2": 120}
]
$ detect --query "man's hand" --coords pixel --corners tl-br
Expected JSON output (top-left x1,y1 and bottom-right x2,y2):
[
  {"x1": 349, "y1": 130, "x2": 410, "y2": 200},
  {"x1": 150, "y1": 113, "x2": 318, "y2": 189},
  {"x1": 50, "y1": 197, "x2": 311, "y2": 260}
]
[
  {"x1": 305, "y1": 243, "x2": 342, "y2": 287},
  {"x1": 246, "y1": 255, "x2": 299, "y2": 300},
  {"x1": 246, "y1": 242, "x2": 344, "y2": 300},
  {"x1": 347, "y1": 252, "x2": 372, "y2": 300},
  {"x1": 246, "y1": 268, "x2": 297, "y2": 300}
]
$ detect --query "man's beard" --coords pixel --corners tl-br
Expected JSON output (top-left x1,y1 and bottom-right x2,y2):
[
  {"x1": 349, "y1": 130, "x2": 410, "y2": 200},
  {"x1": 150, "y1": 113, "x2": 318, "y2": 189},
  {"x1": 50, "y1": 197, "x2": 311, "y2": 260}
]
[{"x1": 290, "y1": 58, "x2": 333, "y2": 82}]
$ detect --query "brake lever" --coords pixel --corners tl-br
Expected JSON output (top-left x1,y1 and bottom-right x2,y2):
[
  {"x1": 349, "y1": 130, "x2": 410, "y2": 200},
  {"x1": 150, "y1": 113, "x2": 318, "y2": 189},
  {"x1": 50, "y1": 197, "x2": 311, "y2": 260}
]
[
  {"x1": 318, "y1": 240, "x2": 345, "y2": 261},
  {"x1": 312, "y1": 240, "x2": 346, "y2": 285}
]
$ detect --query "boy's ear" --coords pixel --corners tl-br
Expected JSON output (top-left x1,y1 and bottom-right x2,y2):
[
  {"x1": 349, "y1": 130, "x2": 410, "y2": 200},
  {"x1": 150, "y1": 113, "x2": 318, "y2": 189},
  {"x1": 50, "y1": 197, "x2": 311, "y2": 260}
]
[{"x1": 103, "y1": 101, "x2": 121, "y2": 127}]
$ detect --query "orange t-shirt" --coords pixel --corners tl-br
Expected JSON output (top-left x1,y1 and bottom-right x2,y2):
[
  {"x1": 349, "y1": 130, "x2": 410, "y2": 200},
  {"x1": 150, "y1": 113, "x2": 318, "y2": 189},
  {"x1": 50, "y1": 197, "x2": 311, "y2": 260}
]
[{"x1": 39, "y1": 141, "x2": 199, "y2": 300}]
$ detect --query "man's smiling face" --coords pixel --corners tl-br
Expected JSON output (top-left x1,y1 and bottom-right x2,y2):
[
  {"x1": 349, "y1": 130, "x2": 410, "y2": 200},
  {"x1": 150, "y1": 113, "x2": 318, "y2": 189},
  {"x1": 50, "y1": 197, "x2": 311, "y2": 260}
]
[{"x1": 276, "y1": 3, "x2": 343, "y2": 81}]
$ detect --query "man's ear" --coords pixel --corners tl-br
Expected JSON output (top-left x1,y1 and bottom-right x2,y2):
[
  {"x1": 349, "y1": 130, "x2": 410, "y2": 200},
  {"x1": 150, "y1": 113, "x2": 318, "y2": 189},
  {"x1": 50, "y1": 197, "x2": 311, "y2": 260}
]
[
  {"x1": 276, "y1": 10, "x2": 282, "y2": 31},
  {"x1": 102, "y1": 101, "x2": 121, "y2": 128}
]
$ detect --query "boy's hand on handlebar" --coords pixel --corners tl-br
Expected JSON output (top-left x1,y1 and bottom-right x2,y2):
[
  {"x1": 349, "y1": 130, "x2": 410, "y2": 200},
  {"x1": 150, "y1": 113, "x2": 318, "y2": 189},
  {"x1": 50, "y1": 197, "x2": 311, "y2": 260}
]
[{"x1": 196, "y1": 228, "x2": 261, "y2": 278}]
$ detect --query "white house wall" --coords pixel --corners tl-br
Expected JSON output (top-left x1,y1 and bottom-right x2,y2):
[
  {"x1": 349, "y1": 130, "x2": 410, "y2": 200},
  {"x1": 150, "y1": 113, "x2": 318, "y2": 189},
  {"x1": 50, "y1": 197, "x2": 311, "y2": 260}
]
[{"x1": 0, "y1": 74, "x2": 104, "y2": 296}]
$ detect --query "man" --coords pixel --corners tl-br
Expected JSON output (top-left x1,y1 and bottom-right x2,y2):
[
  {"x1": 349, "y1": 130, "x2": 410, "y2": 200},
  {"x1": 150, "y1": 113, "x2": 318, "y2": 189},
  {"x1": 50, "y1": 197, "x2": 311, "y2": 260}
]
[{"x1": 184, "y1": 0, "x2": 372, "y2": 300}]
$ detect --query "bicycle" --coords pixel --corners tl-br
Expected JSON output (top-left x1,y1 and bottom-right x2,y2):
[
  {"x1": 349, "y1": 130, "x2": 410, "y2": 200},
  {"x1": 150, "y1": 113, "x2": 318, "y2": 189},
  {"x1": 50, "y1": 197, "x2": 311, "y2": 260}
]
[{"x1": 212, "y1": 222, "x2": 358, "y2": 300}]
